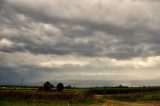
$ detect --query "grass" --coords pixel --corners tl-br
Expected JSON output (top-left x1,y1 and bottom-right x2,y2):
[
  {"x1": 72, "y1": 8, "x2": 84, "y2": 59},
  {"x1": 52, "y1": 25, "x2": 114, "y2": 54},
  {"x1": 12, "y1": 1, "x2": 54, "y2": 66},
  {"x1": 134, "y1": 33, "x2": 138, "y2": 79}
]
[
  {"x1": 0, "y1": 99, "x2": 71, "y2": 106},
  {"x1": 0, "y1": 88, "x2": 96, "y2": 106},
  {"x1": 0, "y1": 99, "x2": 97, "y2": 106},
  {"x1": 142, "y1": 93, "x2": 160, "y2": 101},
  {"x1": 0, "y1": 89, "x2": 95, "y2": 101},
  {"x1": 100, "y1": 91, "x2": 160, "y2": 102},
  {"x1": 90, "y1": 87, "x2": 160, "y2": 94},
  {"x1": 2, "y1": 87, "x2": 160, "y2": 106}
]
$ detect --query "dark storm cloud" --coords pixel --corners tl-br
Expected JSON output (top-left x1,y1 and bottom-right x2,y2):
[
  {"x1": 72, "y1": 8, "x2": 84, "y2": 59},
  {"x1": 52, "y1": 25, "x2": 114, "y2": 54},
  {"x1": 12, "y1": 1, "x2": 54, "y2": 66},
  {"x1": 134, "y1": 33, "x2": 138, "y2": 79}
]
[
  {"x1": 0, "y1": 63, "x2": 20, "y2": 84},
  {"x1": 1, "y1": 0, "x2": 160, "y2": 85},
  {"x1": 0, "y1": 0, "x2": 160, "y2": 59}
]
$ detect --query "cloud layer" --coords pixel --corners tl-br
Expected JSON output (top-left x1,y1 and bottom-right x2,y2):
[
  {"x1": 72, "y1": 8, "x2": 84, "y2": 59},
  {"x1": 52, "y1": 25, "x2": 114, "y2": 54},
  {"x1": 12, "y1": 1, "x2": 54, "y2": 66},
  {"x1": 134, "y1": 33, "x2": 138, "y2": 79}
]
[{"x1": 1, "y1": 0, "x2": 160, "y2": 86}]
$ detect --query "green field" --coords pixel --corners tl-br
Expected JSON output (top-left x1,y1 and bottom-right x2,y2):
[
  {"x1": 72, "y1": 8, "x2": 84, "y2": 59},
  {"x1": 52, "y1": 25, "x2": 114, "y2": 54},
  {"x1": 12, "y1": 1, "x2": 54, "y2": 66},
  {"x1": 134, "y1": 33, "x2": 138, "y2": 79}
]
[
  {"x1": 1, "y1": 86, "x2": 160, "y2": 106},
  {"x1": 0, "y1": 87, "x2": 95, "y2": 106},
  {"x1": 0, "y1": 100, "x2": 69, "y2": 106}
]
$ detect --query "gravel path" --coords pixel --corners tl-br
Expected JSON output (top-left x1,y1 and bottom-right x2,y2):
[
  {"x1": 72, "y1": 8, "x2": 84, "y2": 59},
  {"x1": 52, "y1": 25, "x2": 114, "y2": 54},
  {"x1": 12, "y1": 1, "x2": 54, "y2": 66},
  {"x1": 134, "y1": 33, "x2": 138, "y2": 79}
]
[{"x1": 90, "y1": 100, "x2": 160, "y2": 106}]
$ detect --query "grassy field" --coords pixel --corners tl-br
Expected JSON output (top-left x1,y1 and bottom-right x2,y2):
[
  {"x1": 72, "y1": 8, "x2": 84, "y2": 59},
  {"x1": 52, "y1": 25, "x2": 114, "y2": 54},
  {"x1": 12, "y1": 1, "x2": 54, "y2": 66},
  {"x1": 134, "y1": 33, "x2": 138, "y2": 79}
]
[
  {"x1": 1, "y1": 98, "x2": 160, "y2": 106},
  {"x1": 0, "y1": 100, "x2": 69, "y2": 106},
  {"x1": 0, "y1": 99, "x2": 96, "y2": 106},
  {"x1": 1, "y1": 86, "x2": 160, "y2": 106},
  {"x1": 0, "y1": 87, "x2": 95, "y2": 106}
]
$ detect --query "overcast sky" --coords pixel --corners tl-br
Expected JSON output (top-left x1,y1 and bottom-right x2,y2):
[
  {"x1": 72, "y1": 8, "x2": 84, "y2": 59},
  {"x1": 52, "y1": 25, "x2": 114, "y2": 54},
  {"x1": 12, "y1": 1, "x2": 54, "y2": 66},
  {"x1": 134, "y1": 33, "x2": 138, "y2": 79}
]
[{"x1": 1, "y1": 0, "x2": 160, "y2": 86}]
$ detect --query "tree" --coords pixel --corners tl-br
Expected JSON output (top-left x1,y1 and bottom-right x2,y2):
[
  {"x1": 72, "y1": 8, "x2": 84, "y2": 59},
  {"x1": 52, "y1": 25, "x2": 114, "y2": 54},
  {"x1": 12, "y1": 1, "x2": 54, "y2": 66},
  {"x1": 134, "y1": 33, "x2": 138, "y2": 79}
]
[
  {"x1": 57, "y1": 83, "x2": 64, "y2": 91},
  {"x1": 43, "y1": 81, "x2": 53, "y2": 91}
]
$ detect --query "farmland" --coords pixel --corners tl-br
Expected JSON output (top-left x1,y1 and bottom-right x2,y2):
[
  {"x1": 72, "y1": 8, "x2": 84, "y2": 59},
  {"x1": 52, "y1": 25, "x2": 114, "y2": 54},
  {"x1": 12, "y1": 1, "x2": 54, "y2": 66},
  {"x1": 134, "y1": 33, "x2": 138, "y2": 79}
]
[
  {"x1": 1, "y1": 86, "x2": 160, "y2": 106},
  {"x1": 0, "y1": 86, "x2": 95, "y2": 106}
]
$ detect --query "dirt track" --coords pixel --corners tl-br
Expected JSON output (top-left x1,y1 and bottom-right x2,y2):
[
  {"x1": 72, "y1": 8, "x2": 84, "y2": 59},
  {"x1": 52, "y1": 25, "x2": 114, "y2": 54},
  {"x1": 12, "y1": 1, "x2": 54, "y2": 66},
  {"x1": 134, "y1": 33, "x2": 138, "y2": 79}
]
[{"x1": 90, "y1": 100, "x2": 160, "y2": 106}]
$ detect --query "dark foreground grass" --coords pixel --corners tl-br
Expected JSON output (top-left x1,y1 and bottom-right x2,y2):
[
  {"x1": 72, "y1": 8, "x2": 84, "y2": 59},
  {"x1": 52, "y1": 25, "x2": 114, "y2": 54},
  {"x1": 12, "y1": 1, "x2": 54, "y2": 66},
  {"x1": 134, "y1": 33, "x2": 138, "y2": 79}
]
[
  {"x1": 0, "y1": 89, "x2": 96, "y2": 106},
  {"x1": 0, "y1": 99, "x2": 74, "y2": 106},
  {"x1": 0, "y1": 99, "x2": 98, "y2": 106},
  {"x1": 0, "y1": 90, "x2": 95, "y2": 101}
]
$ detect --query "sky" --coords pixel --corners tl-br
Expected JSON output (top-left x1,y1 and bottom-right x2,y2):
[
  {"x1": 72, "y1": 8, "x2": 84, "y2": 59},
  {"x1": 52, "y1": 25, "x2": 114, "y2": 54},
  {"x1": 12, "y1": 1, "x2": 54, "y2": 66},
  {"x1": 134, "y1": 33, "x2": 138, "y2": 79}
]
[{"x1": 1, "y1": 0, "x2": 160, "y2": 87}]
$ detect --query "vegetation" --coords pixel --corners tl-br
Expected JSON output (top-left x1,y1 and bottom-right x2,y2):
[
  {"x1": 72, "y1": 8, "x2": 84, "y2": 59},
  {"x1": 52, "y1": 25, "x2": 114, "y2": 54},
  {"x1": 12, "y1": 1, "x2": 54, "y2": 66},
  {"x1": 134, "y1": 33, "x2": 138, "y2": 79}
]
[
  {"x1": 0, "y1": 99, "x2": 70, "y2": 106},
  {"x1": 0, "y1": 86, "x2": 95, "y2": 106},
  {"x1": 0, "y1": 90, "x2": 94, "y2": 101},
  {"x1": 89, "y1": 86, "x2": 160, "y2": 94},
  {"x1": 88, "y1": 86, "x2": 160, "y2": 102},
  {"x1": 43, "y1": 81, "x2": 53, "y2": 91},
  {"x1": 1, "y1": 85, "x2": 160, "y2": 105},
  {"x1": 57, "y1": 83, "x2": 64, "y2": 91}
]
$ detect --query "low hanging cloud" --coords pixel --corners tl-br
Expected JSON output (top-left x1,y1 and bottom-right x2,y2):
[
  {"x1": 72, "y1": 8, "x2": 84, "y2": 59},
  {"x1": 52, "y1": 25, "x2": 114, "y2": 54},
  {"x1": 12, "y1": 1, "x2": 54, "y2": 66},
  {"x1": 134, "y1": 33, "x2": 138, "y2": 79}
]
[{"x1": 0, "y1": 0, "x2": 160, "y2": 86}]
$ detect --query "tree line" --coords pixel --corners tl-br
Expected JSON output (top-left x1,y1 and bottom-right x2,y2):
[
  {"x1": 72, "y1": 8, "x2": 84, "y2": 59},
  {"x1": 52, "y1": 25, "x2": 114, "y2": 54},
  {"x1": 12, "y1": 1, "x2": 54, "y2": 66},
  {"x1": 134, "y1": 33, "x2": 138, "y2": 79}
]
[{"x1": 39, "y1": 81, "x2": 64, "y2": 91}]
